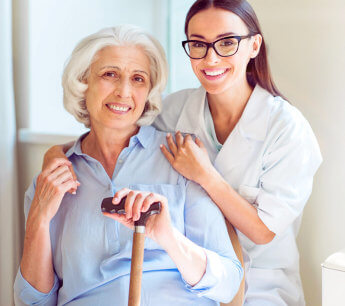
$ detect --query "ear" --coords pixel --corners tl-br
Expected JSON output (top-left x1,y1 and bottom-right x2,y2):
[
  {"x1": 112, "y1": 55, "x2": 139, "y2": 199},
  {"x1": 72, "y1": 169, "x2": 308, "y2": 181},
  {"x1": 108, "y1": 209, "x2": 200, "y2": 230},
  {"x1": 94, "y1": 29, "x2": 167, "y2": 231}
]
[{"x1": 250, "y1": 34, "x2": 262, "y2": 59}]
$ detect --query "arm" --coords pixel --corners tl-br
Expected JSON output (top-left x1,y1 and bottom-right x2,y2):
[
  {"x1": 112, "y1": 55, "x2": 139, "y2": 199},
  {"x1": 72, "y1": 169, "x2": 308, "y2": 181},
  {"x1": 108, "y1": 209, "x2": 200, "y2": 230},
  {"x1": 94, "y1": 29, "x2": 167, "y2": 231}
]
[
  {"x1": 183, "y1": 182, "x2": 243, "y2": 303},
  {"x1": 15, "y1": 159, "x2": 79, "y2": 304},
  {"x1": 104, "y1": 188, "x2": 207, "y2": 286},
  {"x1": 161, "y1": 132, "x2": 274, "y2": 244}
]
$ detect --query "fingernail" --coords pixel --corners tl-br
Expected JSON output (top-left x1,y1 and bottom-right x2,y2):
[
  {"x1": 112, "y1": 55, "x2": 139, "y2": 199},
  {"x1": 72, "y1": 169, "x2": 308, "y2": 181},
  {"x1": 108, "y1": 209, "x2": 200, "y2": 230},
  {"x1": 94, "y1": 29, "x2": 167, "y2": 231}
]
[
  {"x1": 76, "y1": 181, "x2": 80, "y2": 184},
  {"x1": 72, "y1": 191, "x2": 76, "y2": 195},
  {"x1": 167, "y1": 133, "x2": 171, "y2": 137},
  {"x1": 160, "y1": 144, "x2": 163, "y2": 148}
]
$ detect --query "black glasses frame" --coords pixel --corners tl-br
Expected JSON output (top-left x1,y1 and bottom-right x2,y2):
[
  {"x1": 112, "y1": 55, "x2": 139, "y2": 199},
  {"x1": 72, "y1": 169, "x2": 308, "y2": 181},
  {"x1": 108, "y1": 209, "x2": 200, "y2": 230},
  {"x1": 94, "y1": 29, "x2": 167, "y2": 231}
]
[{"x1": 182, "y1": 34, "x2": 253, "y2": 59}]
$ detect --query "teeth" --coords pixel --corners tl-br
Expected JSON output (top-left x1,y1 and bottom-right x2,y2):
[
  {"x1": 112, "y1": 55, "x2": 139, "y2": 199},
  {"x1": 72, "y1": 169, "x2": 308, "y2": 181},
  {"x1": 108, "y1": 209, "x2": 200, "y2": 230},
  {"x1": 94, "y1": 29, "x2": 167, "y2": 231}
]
[
  {"x1": 204, "y1": 69, "x2": 226, "y2": 76},
  {"x1": 108, "y1": 105, "x2": 130, "y2": 112}
]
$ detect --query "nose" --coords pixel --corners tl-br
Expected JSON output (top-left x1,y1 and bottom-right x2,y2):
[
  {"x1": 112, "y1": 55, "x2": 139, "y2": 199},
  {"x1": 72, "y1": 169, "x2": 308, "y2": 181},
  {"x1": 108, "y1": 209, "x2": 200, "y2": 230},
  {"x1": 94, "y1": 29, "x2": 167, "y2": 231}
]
[
  {"x1": 116, "y1": 78, "x2": 131, "y2": 99},
  {"x1": 204, "y1": 47, "x2": 220, "y2": 65}
]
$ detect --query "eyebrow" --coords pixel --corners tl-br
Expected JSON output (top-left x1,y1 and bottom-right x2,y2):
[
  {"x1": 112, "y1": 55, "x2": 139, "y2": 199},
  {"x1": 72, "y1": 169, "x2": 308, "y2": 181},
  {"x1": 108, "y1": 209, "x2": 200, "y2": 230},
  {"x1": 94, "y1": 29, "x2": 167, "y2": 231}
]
[
  {"x1": 189, "y1": 32, "x2": 236, "y2": 40},
  {"x1": 99, "y1": 65, "x2": 149, "y2": 76}
]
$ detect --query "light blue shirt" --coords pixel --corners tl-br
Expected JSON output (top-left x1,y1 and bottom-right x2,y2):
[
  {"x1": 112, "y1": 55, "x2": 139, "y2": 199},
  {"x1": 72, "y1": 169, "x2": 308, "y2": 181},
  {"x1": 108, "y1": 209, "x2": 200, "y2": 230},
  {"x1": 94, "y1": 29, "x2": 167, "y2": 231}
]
[{"x1": 14, "y1": 126, "x2": 243, "y2": 306}]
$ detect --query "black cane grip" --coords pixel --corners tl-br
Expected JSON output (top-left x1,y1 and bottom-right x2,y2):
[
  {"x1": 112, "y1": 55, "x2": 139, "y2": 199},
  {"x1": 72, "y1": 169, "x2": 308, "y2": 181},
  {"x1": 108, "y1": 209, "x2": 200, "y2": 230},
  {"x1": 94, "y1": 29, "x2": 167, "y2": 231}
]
[{"x1": 101, "y1": 196, "x2": 161, "y2": 226}]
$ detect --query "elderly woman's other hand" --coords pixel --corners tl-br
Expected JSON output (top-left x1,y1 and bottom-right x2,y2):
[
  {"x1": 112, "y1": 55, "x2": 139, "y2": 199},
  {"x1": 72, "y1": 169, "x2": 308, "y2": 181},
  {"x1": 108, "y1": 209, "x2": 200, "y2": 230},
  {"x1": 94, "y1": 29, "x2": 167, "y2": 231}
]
[
  {"x1": 42, "y1": 143, "x2": 78, "y2": 194},
  {"x1": 103, "y1": 188, "x2": 173, "y2": 247},
  {"x1": 29, "y1": 159, "x2": 80, "y2": 225}
]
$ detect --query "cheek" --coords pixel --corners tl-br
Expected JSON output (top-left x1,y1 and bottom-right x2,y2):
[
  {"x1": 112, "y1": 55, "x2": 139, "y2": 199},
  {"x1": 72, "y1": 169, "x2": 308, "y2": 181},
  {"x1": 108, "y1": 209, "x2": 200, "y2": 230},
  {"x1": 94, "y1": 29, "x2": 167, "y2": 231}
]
[{"x1": 134, "y1": 88, "x2": 150, "y2": 109}]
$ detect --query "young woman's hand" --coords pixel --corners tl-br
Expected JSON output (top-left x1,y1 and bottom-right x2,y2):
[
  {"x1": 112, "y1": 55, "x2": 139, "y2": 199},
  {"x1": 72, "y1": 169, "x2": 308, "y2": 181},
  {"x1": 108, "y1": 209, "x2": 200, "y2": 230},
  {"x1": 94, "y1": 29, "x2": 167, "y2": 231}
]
[
  {"x1": 28, "y1": 159, "x2": 80, "y2": 225},
  {"x1": 103, "y1": 188, "x2": 173, "y2": 247},
  {"x1": 42, "y1": 143, "x2": 77, "y2": 193},
  {"x1": 160, "y1": 131, "x2": 215, "y2": 186}
]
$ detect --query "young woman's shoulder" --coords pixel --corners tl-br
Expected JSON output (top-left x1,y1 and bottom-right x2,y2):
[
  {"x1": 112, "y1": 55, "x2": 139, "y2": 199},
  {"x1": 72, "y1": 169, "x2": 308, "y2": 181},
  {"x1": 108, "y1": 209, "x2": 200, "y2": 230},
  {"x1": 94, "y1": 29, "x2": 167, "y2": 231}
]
[
  {"x1": 153, "y1": 88, "x2": 201, "y2": 132},
  {"x1": 264, "y1": 93, "x2": 322, "y2": 169}
]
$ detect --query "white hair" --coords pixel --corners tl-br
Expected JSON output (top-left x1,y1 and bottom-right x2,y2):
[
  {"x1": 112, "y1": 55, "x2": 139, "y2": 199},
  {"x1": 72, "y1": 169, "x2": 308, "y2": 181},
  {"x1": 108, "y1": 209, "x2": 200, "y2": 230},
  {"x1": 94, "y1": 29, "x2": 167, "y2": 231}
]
[{"x1": 62, "y1": 25, "x2": 168, "y2": 127}]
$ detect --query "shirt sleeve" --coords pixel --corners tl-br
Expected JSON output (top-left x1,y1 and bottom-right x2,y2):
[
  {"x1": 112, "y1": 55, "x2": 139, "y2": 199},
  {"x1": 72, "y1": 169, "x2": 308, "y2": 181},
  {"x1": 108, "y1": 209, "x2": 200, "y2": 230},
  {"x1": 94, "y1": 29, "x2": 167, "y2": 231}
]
[
  {"x1": 253, "y1": 108, "x2": 323, "y2": 236},
  {"x1": 182, "y1": 181, "x2": 243, "y2": 303},
  {"x1": 14, "y1": 269, "x2": 59, "y2": 306},
  {"x1": 14, "y1": 178, "x2": 60, "y2": 305}
]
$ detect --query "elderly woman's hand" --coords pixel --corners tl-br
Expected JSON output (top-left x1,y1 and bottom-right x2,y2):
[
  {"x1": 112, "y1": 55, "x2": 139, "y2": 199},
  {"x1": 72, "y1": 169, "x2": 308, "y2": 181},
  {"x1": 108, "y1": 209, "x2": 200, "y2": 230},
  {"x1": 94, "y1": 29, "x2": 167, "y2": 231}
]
[
  {"x1": 28, "y1": 159, "x2": 80, "y2": 225},
  {"x1": 103, "y1": 188, "x2": 173, "y2": 247},
  {"x1": 160, "y1": 131, "x2": 215, "y2": 187}
]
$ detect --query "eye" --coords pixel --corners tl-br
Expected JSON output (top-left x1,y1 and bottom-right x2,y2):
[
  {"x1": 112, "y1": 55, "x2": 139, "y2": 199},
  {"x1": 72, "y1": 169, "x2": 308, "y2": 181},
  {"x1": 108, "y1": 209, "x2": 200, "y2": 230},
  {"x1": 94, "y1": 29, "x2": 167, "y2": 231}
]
[
  {"x1": 191, "y1": 42, "x2": 206, "y2": 48},
  {"x1": 134, "y1": 76, "x2": 145, "y2": 83},
  {"x1": 103, "y1": 71, "x2": 118, "y2": 78},
  {"x1": 219, "y1": 39, "x2": 236, "y2": 46}
]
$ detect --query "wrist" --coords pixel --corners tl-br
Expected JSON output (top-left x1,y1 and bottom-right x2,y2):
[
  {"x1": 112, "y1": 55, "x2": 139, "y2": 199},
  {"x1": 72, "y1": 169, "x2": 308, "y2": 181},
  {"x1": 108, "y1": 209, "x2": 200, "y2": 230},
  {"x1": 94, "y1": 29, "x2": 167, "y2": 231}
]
[
  {"x1": 156, "y1": 227, "x2": 178, "y2": 251},
  {"x1": 27, "y1": 200, "x2": 51, "y2": 229},
  {"x1": 199, "y1": 166, "x2": 222, "y2": 191}
]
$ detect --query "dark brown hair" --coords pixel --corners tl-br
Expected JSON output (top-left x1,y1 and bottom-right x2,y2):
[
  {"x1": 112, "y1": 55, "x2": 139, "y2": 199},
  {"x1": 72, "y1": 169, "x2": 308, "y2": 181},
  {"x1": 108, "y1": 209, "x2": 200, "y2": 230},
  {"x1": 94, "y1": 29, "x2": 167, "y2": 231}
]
[{"x1": 185, "y1": 0, "x2": 285, "y2": 99}]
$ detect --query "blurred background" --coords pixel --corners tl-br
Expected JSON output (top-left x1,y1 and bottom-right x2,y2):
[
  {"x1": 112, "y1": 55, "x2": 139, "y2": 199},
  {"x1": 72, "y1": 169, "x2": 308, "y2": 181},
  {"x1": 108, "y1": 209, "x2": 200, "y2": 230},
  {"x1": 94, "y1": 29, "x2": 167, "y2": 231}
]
[{"x1": 1, "y1": 0, "x2": 344, "y2": 305}]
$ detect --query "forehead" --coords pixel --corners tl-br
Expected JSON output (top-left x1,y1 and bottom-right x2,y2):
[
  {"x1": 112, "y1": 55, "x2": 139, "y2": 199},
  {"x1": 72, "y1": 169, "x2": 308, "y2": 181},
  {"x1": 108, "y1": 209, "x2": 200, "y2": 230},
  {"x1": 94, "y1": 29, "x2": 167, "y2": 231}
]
[
  {"x1": 91, "y1": 45, "x2": 150, "y2": 73},
  {"x1": 188, "y1": 7, "x2": 248, "y2": 40}
]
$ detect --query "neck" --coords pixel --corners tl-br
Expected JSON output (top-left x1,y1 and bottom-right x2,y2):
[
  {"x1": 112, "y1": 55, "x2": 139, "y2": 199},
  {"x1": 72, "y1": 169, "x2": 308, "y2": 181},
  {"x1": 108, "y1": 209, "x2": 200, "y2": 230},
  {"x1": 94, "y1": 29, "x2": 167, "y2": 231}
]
[
  {"x1": 207, "y1": 80, "x2": 253, "y2": 122},
  {"x1": 82, "y1": 124, "x2": 139, "y2": 177}
]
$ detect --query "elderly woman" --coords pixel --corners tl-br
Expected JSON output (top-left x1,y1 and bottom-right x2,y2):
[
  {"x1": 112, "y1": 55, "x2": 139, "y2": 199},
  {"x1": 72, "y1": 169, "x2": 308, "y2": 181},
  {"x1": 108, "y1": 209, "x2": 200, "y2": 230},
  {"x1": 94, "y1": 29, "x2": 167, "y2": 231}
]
[{"x1": 14, "y1": 25, "x2": 243, "y2": 306}]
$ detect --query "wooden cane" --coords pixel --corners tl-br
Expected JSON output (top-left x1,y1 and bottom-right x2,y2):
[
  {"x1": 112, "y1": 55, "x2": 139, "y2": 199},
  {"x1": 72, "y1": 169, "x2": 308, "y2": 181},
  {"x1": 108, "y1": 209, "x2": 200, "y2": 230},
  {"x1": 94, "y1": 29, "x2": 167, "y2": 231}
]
[{"x1": 101, "y1": 197, "x2": 161, "y2": 306}]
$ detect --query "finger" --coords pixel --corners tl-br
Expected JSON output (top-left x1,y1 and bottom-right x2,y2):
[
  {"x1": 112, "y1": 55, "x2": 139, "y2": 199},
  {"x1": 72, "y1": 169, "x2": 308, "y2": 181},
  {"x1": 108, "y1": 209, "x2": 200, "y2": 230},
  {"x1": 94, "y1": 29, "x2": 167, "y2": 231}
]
[
  {"x1": 48, "y1": 165, "x2": 70, "y2": 181},
  {"x1": 42, "y1": 158, "x2": 72, "y2": 176},
  {"x1": 160, "y1": 145, "x2": 175, "y2": 164},
  {"x1": 195, "y1": 137, "x2": 206, "y2": 149},
  {"x1": 113, "y1": 188, "x2": 131, "y2": 204},
  {"x1": 68, "y1": 165, "x2": 78, "y2": 181},
  {"x1": 57, "y1": 178, "x2": 79, "y2": 195},
  {"x1": 175, "y1": 131, "x2": 184, "y2": 147},
  {"x1": 184, "y1": 134, "x2": 193, "y2": 146},
  {"x1": 54, "y1": 169, "x2": 74, "y2": 185},
  {"x1": 124, "y1": 191, "x2": 136, "y2": 219},
  {"x1": 132, "y1": 193, "x2": 146, "y2": 221},
  {"x1": 67, "y1": 180, "x2": 80, "y2": 195},
  {"x1": 103, "y1": 212, "x2": 134, "y2": 230},
  {"x1": 141, "y1": 193, "x2": 155, "y2": 212},
  {"x1": 166, "y1": 133, "x2": 177, "y2": 155}
]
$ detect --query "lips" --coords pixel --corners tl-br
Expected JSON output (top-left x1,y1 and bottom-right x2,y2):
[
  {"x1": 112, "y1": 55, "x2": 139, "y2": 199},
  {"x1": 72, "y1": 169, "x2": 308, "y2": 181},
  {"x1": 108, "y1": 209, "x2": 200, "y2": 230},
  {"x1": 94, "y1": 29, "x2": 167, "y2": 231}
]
[
  {"x1": 202, "y1": 68, "x2": 229, "y2": 80},
  {"x1": 106, "y1": 103, "x2": 132, "y2": 114}
]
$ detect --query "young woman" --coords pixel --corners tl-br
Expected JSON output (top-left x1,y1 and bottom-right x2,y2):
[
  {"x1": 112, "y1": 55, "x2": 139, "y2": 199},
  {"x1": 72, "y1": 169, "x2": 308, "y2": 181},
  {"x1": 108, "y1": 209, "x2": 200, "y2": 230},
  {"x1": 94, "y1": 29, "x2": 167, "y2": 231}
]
[{"x1": 43, "y1": 1, "x2": 322, "y2": 305}]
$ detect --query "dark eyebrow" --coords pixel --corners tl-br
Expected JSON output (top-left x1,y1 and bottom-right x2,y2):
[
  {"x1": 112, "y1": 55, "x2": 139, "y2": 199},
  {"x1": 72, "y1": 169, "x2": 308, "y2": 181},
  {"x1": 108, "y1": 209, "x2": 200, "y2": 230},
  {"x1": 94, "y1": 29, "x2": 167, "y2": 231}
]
[
  {"x1": 189, "y1": 32, "x2": 236, "y2": 40},
  {"x1": 99, "y1": 66, "x2": 149, "y2": 76}
]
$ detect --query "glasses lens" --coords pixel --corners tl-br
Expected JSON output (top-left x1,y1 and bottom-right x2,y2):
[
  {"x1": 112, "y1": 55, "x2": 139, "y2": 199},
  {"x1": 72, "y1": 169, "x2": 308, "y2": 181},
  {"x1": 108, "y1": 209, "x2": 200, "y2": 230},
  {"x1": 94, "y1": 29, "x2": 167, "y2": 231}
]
[
  {"x1": 186, "y1": 41, "x2": 207, "y2": 58},
  {"x1": 214, "y1": 37, "x2": 239, "y2": 56}
]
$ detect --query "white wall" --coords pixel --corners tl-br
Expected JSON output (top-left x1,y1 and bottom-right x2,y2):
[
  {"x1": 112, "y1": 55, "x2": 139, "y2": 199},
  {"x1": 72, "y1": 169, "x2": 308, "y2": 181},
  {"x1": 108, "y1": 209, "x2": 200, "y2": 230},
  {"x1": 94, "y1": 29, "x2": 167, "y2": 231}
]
[{"x1": 250, "y1": 1, "x2": 345, "y2": 305}]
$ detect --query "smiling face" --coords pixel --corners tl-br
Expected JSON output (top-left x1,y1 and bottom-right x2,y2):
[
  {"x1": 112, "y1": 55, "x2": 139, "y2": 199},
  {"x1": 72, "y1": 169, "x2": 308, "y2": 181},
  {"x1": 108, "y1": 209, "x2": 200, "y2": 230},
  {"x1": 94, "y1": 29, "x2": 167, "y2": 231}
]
[
  {"x1": 187, "y1": 7, "x2": 261, "y2": 95},
  {"x1": 85, "y1": 45, "x2": 151, "y2": 133}
]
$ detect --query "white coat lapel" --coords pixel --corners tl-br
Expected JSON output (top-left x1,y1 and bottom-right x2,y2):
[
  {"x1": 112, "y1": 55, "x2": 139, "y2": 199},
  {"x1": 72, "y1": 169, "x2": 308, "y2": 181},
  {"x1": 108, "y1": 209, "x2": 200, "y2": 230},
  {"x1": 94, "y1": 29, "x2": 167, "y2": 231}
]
[{"x1": 214, "y1": 86, "x2": 274, "y2": 180}]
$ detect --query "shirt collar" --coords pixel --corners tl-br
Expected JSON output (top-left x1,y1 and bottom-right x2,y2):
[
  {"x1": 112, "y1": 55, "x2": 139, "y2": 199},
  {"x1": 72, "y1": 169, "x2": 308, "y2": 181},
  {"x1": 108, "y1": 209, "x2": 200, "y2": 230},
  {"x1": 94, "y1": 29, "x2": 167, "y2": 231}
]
[
  {"x1": 65, "y1": 125, "x2": 155, "y2": 158},
  {"x1": 176, "y1": 85, "x2": 274, "y2": 142}
]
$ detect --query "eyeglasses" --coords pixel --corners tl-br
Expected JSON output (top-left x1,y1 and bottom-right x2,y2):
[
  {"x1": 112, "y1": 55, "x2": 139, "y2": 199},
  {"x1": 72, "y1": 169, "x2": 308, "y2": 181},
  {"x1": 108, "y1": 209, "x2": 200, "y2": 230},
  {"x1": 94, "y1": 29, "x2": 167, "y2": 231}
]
[{"x1": 182, "y1": 35, "x2": 252, "y2": 59}]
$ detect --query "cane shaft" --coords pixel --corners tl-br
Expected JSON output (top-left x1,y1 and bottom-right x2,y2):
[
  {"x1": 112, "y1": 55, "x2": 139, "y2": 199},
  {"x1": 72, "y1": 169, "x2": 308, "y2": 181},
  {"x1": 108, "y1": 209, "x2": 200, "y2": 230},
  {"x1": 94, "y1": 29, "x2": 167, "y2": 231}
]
[{"x1": 128, "y1": 231, "x2": 145, "y2": 306}]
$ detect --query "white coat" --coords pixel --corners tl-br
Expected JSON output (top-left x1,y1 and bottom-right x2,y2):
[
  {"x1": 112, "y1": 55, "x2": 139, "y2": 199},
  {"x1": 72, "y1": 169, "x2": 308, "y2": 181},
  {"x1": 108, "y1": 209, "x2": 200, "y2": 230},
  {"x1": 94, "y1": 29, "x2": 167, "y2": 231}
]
[{"x1": 153, "y1": 85, "x2": 322, "y2": 306}]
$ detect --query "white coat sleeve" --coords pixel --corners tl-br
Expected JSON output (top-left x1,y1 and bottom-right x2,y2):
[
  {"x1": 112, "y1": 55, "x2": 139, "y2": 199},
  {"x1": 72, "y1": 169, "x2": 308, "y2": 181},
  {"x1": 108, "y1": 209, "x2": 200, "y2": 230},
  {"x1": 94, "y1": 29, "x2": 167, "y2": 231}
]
[
  {"x1": 255, "y1": 107, "x2": 322, "y2": 236},
  {"x1": 182, "y1": 181, "x2": 243, "y2": 303},
  {"x1": 14, "y1": 178, "x2": 60, "y2": 305}
]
